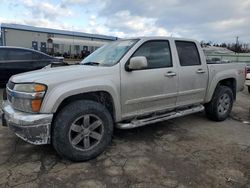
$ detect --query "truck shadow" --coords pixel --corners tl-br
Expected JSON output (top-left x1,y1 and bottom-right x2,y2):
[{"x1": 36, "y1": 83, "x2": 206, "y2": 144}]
[{"x1": 2, "y1": 114, "x2": 195, "y2": 165}]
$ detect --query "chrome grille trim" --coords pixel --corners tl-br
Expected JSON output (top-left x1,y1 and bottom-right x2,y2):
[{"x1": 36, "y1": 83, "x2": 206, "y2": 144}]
[{"x1": 6, "y1": 87, "x2": 45, "y2": 100}]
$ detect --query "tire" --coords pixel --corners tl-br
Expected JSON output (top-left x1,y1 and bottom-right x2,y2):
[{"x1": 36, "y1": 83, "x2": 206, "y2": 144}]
[
  {"x1": 52, "y1": 100, "x2": 113, "y2": 161},
  {"x1": 248, "y1": 86, "x2": 250, "y2": 94},
  {"x1": 205, "y1": 85, "x2": 233, "y2": 121}
]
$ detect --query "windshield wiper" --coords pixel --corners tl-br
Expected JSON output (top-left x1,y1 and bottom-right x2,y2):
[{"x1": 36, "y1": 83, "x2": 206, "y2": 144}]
[{"x1": 83, "y1": 62, "x2": 100, "y2": 66}]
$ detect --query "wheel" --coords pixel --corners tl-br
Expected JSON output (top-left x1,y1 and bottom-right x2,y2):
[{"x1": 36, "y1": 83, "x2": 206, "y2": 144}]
[
  {"x1": 205, "y1": 85, "x2": 233, "y2": 121},
  {"x1": 248, "y1": 86, "x2": 250, "y2": 93},
  {"x1": 52, "y1": 100, "x2": 113, "y2": 161}
]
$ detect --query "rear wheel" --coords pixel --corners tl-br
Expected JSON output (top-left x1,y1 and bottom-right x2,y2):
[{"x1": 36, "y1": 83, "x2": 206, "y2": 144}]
[
  {"x1": 52, "y1": 100, "x2": 113, "y2": 161},
  {"x1": 205, "y1": 86, "x2": 233, "y2": 121}
]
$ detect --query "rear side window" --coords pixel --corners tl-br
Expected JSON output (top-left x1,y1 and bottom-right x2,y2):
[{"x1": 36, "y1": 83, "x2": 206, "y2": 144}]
[
  {"x1": 132, "y1": 40, "x2": 172, "y2": 69},
  {"x1": 31, "y1": 51, "x2": 52, "y2": 60},
  {"x1": 39, "y1": 53, "x2": 52, "y2": 60},
  {"x1": 8, "y1": 49, "x2": 33, "y2": 60},
  {"x1": 32, "y1": 52, "x2": 44, "y2": 60},
  {"x1": 175, "y1": 41, "x2": 201, "y2": 66}
]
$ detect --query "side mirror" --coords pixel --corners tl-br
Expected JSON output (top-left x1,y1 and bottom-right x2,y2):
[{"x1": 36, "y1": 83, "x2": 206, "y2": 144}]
[{"x1": 127, "y1": 56, "x2": 148, "y2": 71}]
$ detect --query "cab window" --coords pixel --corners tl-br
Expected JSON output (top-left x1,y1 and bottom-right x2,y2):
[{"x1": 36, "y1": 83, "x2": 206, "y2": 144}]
[
  {"x1": 132, "y1": 40, "x2": 172, "y2": 69},
  {"x1": 175, "y1": 41, "x2": 201, "y2": 66}
]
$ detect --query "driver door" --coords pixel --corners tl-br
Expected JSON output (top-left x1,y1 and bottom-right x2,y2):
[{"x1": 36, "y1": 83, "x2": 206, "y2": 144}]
[{"x1": 120, "y1": 40, "x2": 178, "y2": 119}]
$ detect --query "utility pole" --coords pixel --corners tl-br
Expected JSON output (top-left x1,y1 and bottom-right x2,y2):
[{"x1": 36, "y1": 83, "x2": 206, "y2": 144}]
[{"x1": 235, "y1": 36, "x2": 239, "y2": 53}]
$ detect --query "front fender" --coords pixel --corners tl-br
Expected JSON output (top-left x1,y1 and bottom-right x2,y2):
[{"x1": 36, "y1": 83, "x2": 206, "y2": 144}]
[{"x1": 40, "y1": 78, "x2": 121, "y2": 121}]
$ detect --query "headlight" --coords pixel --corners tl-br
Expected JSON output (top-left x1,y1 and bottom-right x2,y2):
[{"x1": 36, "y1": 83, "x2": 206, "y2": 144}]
[
  {"x1": 7, "y1": 83, "x2": 47, "y2": 113},
  {"x1": 13, "y1": 83, "x2": 46, "y2": 92}
]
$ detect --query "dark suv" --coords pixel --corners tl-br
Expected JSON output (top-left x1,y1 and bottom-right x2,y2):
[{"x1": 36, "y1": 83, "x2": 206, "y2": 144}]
[{"x1": 0, "y1": 47, "x2": 63, "y2": 85}]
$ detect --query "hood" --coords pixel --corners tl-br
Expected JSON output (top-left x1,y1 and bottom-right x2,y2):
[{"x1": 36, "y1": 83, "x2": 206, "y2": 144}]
[{"x1": 11, "y1": 65, "x2": 114, "y2": 85}]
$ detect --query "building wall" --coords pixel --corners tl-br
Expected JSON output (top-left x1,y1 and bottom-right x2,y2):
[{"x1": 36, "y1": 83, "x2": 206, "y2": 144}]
[
  {"x1": 4, "y1": 29, "x2": 47, "y2": 49},
  {"x1": 2, "y1": 28, "x2": 113, "y2": 55}
]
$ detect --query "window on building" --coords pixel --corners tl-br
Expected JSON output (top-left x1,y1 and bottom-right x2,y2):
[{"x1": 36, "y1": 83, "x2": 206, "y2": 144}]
[
  {"x1": 175, "y1": 41, "x2": 201, "y2": 66},
  {"x1": 83, "y1": 46, "x2": 88, "y2": 51},
  {"x1": 75, "y1": 45, "x2": 80, "y2": 52}
]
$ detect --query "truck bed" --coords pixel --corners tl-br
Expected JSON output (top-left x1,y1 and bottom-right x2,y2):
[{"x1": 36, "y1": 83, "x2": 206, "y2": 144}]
[{"x1": 207, "y1": 63, "x2": 246, "y2": 95}]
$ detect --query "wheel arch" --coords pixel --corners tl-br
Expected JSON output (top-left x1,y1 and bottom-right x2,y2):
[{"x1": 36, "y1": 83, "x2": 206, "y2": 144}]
[
  {"x1": 205, "y1": 77, "x2": 236, "y2": 103},
  {"x1": 54, "y1": 91, "x2": 117, "y2": 122}
]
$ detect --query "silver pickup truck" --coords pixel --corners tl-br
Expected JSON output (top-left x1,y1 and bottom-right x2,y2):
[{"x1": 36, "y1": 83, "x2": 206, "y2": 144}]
[{"x1": 1, "y1": 37, "x2": 246, "y2": 161}]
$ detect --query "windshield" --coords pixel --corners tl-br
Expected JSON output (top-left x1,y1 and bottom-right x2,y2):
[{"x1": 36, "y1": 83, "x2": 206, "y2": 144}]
[{"x1": 80, "y1": 39, "x2": 138, "y2": 66}]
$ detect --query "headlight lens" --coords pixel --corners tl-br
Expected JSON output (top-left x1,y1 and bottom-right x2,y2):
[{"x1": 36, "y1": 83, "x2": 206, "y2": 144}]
[
  {"x1": 13, "y1": 83, "x2": 46, "y2": 93},
  {"x1": 8, "y1": 83, "x2": 47, "y2": 113}
]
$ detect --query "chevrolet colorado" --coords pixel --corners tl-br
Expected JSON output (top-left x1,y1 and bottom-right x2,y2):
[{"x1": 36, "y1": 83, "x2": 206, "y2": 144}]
[{"x1": 1, "y1": 37, "x2": 246, "y2": 161}]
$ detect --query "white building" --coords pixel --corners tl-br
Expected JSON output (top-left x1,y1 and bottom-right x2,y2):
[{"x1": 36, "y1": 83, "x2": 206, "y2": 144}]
[{"x1": 0, "y1": 23, "x2": 117, "y2": 56}]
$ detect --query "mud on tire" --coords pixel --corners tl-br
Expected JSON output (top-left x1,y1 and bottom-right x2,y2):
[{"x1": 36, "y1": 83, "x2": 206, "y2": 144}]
[
  {"x1": 52, "y1": 100, "x2": 113, "y2": 161},
  {"x1": 205, "y1": 85, "x2": 233, "y2": 121}
]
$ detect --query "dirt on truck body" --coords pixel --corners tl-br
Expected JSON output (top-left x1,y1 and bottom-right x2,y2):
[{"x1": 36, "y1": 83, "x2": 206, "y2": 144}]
[{"x1": 1, "y1": 37, "x2": 246, "y2": 161}]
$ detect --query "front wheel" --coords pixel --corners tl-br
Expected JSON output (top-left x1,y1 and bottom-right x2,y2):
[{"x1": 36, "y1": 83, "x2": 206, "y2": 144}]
[
  {"x1": 205, "y1": 86, "x2": 233, "y2": 121},
  {"x1": 52, "y1": 100, "x2": 113, "y2": 161}
]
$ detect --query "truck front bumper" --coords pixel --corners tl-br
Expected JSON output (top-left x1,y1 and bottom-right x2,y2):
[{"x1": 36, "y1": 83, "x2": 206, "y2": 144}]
[{"x1": 1, "y1": 101, "x2": 53, "y2": 145}]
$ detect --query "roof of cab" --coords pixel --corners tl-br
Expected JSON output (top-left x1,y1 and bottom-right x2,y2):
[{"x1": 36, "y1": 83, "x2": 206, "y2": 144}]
[{"x1": 120, "y1": 36, "x2": 199, "y2": 42}]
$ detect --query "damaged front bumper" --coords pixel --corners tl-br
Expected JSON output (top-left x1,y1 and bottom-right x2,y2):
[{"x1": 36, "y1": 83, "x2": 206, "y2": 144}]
[{"x1": 1, "y1": 101, "x2": 53, "y2": 145}]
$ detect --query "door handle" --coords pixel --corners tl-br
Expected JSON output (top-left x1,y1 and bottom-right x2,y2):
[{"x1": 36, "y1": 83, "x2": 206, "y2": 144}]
[
  {"x1": 196, "y1": 69, "x2": 206, "y2": 74},
  {"x1": 165, "y1": 71, "x2": 176, "y2": 77}
]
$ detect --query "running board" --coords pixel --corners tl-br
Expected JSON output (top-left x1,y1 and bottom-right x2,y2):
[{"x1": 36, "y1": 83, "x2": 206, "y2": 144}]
[{"x1": 116, "y1": 105, "x2": 204, "y2": 129}]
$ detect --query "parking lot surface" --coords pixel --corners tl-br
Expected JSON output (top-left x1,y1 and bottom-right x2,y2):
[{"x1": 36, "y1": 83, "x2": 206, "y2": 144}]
[{"x1": 0, "y1": 88, "x2": 250, "y2": 188}]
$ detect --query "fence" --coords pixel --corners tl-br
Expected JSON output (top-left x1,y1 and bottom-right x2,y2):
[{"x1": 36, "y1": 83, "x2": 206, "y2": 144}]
[{"x1": 206, "y1": 53, "x2": 250, "y2": 64}]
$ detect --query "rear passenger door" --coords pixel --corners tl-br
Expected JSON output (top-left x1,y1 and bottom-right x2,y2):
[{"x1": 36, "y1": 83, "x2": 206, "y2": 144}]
[{"x1": 175, "y1": 41, "x2": 208, "y2": 106}]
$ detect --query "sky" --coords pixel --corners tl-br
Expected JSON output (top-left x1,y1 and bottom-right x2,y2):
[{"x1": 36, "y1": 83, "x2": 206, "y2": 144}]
[{"x1": 0, "y1": 0, "x2": 250, "y2": 44}]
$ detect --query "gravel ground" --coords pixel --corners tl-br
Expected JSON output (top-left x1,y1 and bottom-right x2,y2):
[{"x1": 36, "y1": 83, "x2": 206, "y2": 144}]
[{"x1": 0, "y1": 88, "x2": 250, "y2": 188}]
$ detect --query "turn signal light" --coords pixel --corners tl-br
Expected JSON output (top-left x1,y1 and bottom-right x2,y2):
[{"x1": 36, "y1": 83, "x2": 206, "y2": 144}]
[
  {"x1": 31, "y1": 99, "x2": 42, "y2": 112},
  {"x1": 34, "y1": 84, "x2": 46, "y2": 92}
]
